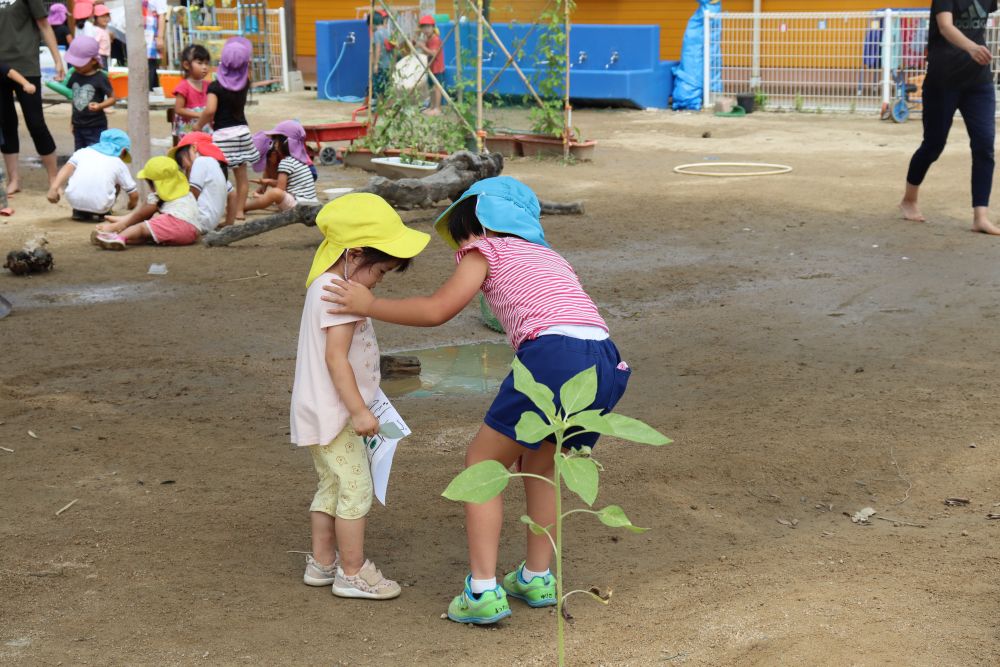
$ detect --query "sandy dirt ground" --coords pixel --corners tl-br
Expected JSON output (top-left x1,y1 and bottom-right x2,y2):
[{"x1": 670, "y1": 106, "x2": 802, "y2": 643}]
[{"x1": 2, "y1": 93, "x2": 999, "y2": 666}]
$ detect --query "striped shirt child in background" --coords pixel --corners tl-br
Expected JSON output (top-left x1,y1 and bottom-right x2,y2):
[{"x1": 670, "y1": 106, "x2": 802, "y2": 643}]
[
  {"x1": 320, "y1": 176, "x2": 631, "y2": 624},
  {"x1": 245, "y1": 120, "x2": 318, "y2": 213}
]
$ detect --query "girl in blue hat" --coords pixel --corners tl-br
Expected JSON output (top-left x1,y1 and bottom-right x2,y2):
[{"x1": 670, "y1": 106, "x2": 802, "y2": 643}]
[{"x1": 322, "y1": 176, "x2": 630, "y2": 624}]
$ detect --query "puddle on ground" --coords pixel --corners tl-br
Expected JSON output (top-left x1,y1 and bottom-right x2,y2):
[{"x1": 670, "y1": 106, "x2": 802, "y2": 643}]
[
  {"x1": 382, "y1": 342, "x2": 513, "y2": 398},
  {"x1": 6, "y1": 282, "x2": 171, "y2": 309}
]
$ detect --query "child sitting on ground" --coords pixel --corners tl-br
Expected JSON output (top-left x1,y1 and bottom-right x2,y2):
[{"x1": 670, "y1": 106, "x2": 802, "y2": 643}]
[
  {"x1": 92, "y1": 156, "x2": 202, "y2": 250},
  {"x1": 197, "y1": 37, "x2": 259, "y2": 221},
  {"x1": 63, "y1": 35, "x2": 115, "y2": 151},
  {"x1": 245, "y1": 120, "x2": 318, "y2": 213},
  {"x1": 322, "y1": 176, "x2": 631, "y2": 624},
  {"x1": 172, "y1": 44, "x2": 212, "y2": 144},
  {"x1": 46, "y1": 128, "x2": 137, "y2": 221},
  {"x1": 170, "y1": 131, "x2": 237, "y2": 231},
  {"x1": 293, "y1": 193, "x2": 429, "y2": 599}
]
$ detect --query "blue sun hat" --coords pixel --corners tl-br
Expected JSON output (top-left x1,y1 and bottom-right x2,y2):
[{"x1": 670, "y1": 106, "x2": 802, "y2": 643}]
[
  {"x1": 434, "y1": 176, "x2": 548, "y2": 249},
  {"x1": 90, "y1": 128, "x2": 132, "y2": 163}
]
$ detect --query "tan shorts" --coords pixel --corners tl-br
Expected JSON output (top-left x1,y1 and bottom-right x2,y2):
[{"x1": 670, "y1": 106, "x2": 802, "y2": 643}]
[{"x1": 309, "y1": 427, "x2": 373, "y2": 520}]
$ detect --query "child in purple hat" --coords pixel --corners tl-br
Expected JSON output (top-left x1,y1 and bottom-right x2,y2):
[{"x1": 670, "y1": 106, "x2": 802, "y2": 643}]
[
  {"x1": 197, "y1": 37, "x2": 258, "y2": 221},
  {"x1": 245, "y1": 120, "x2": 318, "y2": 213},
  {"x1": 64, "y1": 35, "x2": 115, "y2": 151},
  {"x1": 47, "y1": 3, "x2": 72, "y2": 49}
]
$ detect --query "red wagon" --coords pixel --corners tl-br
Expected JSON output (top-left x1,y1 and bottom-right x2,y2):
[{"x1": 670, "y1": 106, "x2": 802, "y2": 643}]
[{"x1": 304, "y1": 106, "x2": 370, "y2": 165}]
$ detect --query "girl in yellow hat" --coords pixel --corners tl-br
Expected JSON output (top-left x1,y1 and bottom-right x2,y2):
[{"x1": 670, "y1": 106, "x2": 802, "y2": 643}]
[
  {"x1": 92, "y1": 156, "x2": 203, "y2": 250},
  {"x1": 291, "y1": 193, "x2": 429, "y2": 599}
]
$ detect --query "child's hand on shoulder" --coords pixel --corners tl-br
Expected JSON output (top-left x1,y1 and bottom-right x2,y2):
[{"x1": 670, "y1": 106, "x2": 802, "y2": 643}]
[
  {"x1": 323, "y1": 277, "x2": 375, "y2": 316},
  {"x1": 352, "y1": 409, "x2": 380, "y2": 438}
]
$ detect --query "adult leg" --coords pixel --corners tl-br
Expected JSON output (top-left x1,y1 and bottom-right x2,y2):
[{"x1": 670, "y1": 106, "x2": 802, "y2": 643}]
[
  {"x1": 0, "y1": 78, "x2": 21, "y2": 195},
  {"x1": 901, "y1": 83, "x2": 960, "y2": 222},
  {"x1": 464, "y1": 424, "x2": 527, "y2": 580},
  {"x1": 13, "y1": 77, "x2": 58, "y2": 186},
  {"x1": 958, "y1": 83, "x2": 1000, "y2": 235},
  {"x1": 148, "y1": 59, "x2": 160, "y2": 90}
]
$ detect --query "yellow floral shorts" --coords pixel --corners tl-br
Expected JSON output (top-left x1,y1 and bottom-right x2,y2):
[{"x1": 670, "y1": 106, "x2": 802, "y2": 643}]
[{"x1": 309, "y1": 427, "x2": 373, "y2": 520}]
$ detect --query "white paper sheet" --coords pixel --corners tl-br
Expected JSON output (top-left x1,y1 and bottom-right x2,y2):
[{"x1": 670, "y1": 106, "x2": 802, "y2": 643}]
[{"x1": 364, "y1": 390, "x2": 411, "y2": 505}]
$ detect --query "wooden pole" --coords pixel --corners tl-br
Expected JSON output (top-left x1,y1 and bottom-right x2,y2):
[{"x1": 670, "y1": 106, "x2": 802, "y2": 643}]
[
  {"x1": 368, "y1": 0, "x2": 374, "y2": 123},
  {"x1": 124, "y1": 0, "x2": 150, "y2": 175},
  {"x1": 476, "y1": 0, "x2": 483, "y2": 151},
  {"x1": 563, "y1": 0, "x2": 571, "y2": 160},
  {"x1": 285, "y1": 0, "x2": 297, "y2": 71},
  {"x1": 454, "y1": 0, "x2": 463, "y2": 104}
]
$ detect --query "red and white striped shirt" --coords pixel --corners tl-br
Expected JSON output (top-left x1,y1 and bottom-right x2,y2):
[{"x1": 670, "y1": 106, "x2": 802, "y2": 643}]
[{"x1": 456, "y1": 237, "x2": 608, "y2": 350}]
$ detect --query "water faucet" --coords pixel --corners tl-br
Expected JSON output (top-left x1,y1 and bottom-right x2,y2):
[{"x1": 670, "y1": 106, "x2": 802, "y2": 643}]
[
  {"x1": 345, "y1": 31, "x2": 356, "y2": 45},
  {"x1": 484, "y1": 50, "x2": 495, "y2": 63},
  {"x1": 577, "y1": 50, "x2": 588, "y2": 65},
  {"x1": 605, "y1": 50, "x2": 619, "y2": 69}
]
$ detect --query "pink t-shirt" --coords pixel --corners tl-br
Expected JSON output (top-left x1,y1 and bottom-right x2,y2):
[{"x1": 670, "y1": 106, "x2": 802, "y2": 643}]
[
  {"x1": 93, "y1": 27, "x2": 112, "y2": 57},
  {"x1": 290, "y1": 274, "x2": 381, "y2": 447},
  {"x1": 172, "y1": 79, "x2": 209, "y2": 137},
  {"x1": 456, "y1": 237, "x2": 608, "y2": 350}
]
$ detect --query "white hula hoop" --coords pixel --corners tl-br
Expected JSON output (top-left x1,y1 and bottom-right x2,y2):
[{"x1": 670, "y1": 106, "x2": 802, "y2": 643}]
[{"x1": 673, "y1": 162, "x2": 793, "y2": 177}]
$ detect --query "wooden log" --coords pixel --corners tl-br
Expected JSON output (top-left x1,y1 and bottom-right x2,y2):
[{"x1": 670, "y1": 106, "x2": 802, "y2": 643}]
[
  {"x1": 202, "y1": 204, "x2": 322, "y2": 247},
  {"x1": 540, "y1": 200, "x2": 584, "y2": 215},
  {"x1": 355, "y1": 150, "x2": 505, "y2": 209}
]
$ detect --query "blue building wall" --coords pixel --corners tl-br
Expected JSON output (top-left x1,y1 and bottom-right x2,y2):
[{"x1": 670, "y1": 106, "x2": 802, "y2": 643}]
[{"x1": 317, "y1": 20, "x2": 675, "y2": 109}]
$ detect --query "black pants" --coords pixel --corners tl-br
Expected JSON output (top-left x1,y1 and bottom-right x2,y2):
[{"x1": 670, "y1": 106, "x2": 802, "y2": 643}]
[
  {"x1": 74, "y1": 124, "x2": 106, "y2": 151},
  {"x1": 906, "y1": 80, "x2": 996, "y2": 208},
  {"x1": 0, "y1": 75, "x2": 57, "y2": 156},
  {"x1": 149, "y1": 59, "x2": 160, "y2": 90}
]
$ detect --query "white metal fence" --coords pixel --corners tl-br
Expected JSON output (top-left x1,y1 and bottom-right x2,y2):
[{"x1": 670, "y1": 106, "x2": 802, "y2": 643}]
[
  {"x1": 165, "y1": 6, "x2": 289, "y2": 91},
  {"x1": 705, "y1": 10, "x2": 1000, "y2": 114}
]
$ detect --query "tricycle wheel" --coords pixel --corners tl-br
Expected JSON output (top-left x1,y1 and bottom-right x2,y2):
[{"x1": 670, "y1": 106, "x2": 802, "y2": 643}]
[
  {"x1": 319, "y1": 146, "x2": 340, "y2": 165},
  {"x1": 891, "y1": 99, "x2": 910, "y2": 123}
]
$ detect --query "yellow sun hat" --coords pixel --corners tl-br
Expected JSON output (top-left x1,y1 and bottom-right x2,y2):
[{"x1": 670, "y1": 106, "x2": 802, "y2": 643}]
[
  {"x1": 136, "y1": 156, "x2": 190, "y2": 202},
  {"x1": 306, "y1": 193, "x2": 431, "y2": 287}
]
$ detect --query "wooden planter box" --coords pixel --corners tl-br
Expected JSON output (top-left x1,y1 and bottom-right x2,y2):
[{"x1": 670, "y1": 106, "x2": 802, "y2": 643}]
[{"x1": 515, "y1": 135, "x2": 597, "y2": 161}]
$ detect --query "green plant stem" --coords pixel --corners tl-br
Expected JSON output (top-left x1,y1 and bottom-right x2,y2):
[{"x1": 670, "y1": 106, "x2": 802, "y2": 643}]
[
  {"x1": 554, "y1": 429, "x2": 566, "y2": 667},
  {"x1": 509, "y1": 472, "x2": 556, "y2": 486}
]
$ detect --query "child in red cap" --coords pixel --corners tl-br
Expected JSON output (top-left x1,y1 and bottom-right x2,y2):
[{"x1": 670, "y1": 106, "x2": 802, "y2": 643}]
[{"x1": 416, "y1": 15, "x2": 444, "y2": 115}]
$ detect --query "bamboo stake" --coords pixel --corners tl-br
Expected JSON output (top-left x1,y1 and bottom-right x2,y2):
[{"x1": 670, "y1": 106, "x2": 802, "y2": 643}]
[
  {"x1": 55, "y1": 499, "x2": 79, "y2": 516},
  {"x1": 476, "y1": 0, "x2": 484, "y2": 151},
  {"x1": 563, "y1": 0, "x2": 571, "y2": 160},
  {"x1": 454, "y1": 0, "x2": 463, "y2": 104},
  {"x1": 482, "y1": 4, "x2": 553, "y2": 94},
  {"x1": 376, "y1": 0, "x2": 477, "y2": 137},
  {"x1": 368, "y1": 0, "x2": 374, "y2": 128},
  {"x1": 467, "y1": 0, "x2": 546, "y2": 109}
]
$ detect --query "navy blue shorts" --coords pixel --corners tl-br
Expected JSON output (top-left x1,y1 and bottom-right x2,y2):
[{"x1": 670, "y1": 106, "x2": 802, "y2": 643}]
[{"x1": 485, "y1": 335, "x2": 631, "y2": 450}]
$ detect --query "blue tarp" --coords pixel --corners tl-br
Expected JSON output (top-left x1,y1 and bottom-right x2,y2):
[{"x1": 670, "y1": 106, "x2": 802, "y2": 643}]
[{"x1": 671, "y1": 0, "x2": 722, "y2": 110}]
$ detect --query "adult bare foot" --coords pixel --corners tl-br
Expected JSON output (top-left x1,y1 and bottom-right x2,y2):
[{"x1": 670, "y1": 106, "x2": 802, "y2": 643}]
[
  {"x1": 899, "y1": 200, "x2": 925, "y2": 222},
  {"x1": 6, "y1": 181, "x2": 20, "y2": 196},
  {"x1": 972, "y1": 216, "x2": 1000, "y2": 235}
]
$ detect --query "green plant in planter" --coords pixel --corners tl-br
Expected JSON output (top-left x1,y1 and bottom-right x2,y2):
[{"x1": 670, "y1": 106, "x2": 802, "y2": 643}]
[
  {"x1": 528, "y1": 0, "x2": 575, "y2": 139},
  {"x1": 442, "y1": 359, "x2": 670, "y2": 666},
  {"x1": 355, "y1": 81, "x2": 470, "y2": 157}
]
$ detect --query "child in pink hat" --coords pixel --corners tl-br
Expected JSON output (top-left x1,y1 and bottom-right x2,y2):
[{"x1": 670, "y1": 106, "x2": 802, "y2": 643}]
[
  {"x1": 197, "y1": 37, "x2": 258, "y2": 220},
  {"x1": 64, "y1": 35, "x2": 115, "y2": 150},
  {"x1": 245, "y1": 120, "x2": 318, "y2": 213},
  {"x1": 48, "y1": 3, "x2": 72, "y2": 49},
  {"x1": 91, "y1": 4, "x2": 113, "y2": 67}
]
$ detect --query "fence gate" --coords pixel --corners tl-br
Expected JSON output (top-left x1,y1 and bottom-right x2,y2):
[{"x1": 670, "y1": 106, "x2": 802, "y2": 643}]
[{"x1": 705, "y1": 10, "x2": 1000, "y2": 115}]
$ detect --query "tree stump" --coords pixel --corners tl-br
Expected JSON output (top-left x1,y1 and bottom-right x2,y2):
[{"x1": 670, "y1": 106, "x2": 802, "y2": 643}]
[{"x1": 355, "y1": 151, "x2": 504, "y2": 209}]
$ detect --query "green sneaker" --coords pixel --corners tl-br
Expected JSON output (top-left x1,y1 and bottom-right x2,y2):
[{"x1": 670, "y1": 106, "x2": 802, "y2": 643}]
[
  {"x1": 447, "y1": 575, "x2": 512, "y2": 625},
  {"x1": 502, "y1": 562, "x2": 557, "y2": 607}
]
